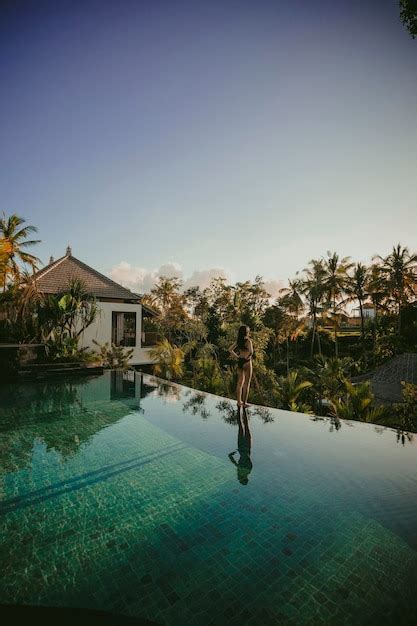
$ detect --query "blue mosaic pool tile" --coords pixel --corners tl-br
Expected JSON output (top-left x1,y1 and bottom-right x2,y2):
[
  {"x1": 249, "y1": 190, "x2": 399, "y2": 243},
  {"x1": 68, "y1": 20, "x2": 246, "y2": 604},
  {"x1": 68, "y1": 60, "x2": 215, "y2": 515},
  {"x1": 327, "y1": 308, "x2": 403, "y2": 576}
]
[{"x1": 1, "y1": 373, "x2": 417, "y2": 624}]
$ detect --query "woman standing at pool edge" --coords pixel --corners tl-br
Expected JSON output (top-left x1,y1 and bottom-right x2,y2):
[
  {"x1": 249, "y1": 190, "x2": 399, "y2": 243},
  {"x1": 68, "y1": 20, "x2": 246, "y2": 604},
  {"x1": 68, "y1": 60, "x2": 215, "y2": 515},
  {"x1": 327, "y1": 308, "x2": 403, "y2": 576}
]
[{"x1": 229, "y1": 325, "x2": 253, "y2": 408}]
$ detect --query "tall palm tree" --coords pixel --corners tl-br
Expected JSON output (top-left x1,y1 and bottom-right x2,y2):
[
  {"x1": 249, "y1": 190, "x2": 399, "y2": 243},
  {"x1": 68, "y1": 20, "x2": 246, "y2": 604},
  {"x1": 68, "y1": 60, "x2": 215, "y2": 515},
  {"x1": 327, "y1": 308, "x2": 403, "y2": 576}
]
[
  {"x1": 279, "y1": 278, "x2": 305, "y2": 373},
  {"x1": 0, "y1": 239, "x2": 11, "y2": 290},
  {"x1": 367, "y1": 263, "x2": 386, "y2": 356},
  {"x1": 11, "y1": 269, "x2": 42, "y2": 341},
  {"x1": 149, "y1": 276, "x2": 183, "y2": 315},
  {"x1": 322, "y1": 252, "x2": 353, "y2": 356},
  {"x1": 345, "y1": 263, "x2": 369, "y2": 343},
  {"x1": 300, "y1": 260, "x2": 326, "y2": 358},
  {"x1": 279, "y1": 278, "x2": 304, "y2": 316},
  {"x1": 0, "y1": 213, "x2": 40, "y2": 290},
  {"x1": 374, "y1": 244, "x2": 417, "y2": 335}
]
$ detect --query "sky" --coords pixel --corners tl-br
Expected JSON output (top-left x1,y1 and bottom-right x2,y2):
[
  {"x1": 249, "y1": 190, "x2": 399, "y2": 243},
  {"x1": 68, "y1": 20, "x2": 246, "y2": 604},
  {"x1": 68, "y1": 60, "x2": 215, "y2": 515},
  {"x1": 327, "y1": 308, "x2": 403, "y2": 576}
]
[{"x1": 1, "y1": 0, "x2": 416, "y2": 297}]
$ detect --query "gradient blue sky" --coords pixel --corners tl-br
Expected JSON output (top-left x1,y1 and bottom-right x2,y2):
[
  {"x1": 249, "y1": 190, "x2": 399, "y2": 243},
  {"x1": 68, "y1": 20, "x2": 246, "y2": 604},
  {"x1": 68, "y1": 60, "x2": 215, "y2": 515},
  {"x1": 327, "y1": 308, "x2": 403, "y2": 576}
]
[{"x1": 1, "y1": 0, "x2": 416, "y2": 294}]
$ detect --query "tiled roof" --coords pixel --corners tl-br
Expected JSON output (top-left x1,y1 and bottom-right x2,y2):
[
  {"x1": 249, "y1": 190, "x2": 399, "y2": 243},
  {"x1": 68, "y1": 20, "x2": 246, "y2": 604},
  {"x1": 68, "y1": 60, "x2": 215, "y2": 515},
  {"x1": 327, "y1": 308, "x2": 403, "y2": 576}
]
[
  {"x1": 352, "y1": 353, "x2": 417, "y2": 403},
  {"x1": 33, "y1": 252, "x2": 141, "y2": 302}
]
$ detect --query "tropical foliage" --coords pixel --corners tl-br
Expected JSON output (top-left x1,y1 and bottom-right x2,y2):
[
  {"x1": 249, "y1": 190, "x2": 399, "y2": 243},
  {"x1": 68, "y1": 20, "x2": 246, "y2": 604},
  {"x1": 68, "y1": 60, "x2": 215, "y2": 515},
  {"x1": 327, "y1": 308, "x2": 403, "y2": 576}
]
[
  {"x1": 92, "y1": 341, "x2": 134, "y2": 370},
  {"x1": 38, "y1": 279, "x2": 98, "y2": 359},
  {"x1": 400, "y1": 0, "x2": 417, "y2": 37},
  {"x1": 2, "y1": 212, "x2": 417, "y2": 432},
  {"x1": 330, "y1": 381, "x2": 385, "y2": 423},
  {"x1": 149, "y1": 339, "x2": 185, "y2": 380},
  {"x1": 0, "y1": 214, "x2": 98, "y2": 362},
  {"x1": 276, "y1": 371, "x2": 312, "y2": 413},
  {"x1": 0, "y1": 213, "x2": 40, "y2": 289},
  {"x1": 140, "y1": 243, "x2": 417, "y2": 431},
  {"x1": 393, "y1": 382, "x2": 417, "y2": 432}
]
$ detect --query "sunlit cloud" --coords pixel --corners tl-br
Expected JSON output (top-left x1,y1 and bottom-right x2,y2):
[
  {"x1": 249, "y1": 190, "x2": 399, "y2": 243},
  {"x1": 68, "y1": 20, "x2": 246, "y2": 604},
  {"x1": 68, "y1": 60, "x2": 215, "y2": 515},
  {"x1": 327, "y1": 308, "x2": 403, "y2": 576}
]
[
  {"x1": 110, "y1": 261, "x2": 283, "y2": 300},
  {"x1": 109, "y1": 262, "x2": 179, "y2": 293},
  {"x1": 263, "y1": 279, "x2": 285, "y2": 300},
  {"x1": 183, "y1": 268, "x2": 230, "y2": 291},
  {"x1": 110, "y1": 261, "x2": 230, "y2": 293}
]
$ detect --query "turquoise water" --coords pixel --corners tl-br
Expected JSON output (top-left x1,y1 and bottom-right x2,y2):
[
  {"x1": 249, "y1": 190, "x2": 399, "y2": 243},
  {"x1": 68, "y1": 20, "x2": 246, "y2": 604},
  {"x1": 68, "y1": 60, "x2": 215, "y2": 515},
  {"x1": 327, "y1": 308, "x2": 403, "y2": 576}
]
[{"x1": 1, "y1": 370, "x2": 417, "y2": 625}]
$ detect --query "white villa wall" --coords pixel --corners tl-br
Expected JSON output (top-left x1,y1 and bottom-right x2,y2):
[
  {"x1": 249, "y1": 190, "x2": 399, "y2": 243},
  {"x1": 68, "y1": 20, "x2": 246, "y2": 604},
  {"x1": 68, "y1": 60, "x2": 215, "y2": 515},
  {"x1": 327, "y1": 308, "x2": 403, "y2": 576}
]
[{"x1": 80, "y1": 301, "x2": 156, "y2": 365}]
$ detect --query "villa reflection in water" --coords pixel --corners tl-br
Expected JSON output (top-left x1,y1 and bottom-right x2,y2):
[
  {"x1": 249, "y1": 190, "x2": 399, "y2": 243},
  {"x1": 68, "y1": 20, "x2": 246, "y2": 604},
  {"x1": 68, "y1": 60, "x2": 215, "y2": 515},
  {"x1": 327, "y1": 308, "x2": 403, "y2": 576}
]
[
  {"x1": 1, "y1": 370, "x2": 417, "y2": 625},
  {"x1": 0, "y1": 371, "x2": 156, "y2": 475}
]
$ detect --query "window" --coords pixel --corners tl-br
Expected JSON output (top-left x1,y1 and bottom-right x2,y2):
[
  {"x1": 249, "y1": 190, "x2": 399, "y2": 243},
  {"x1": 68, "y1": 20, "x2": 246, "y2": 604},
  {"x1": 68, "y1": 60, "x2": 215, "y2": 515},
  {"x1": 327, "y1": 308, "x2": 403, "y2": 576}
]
[{"x1": 112, "y1": 312, "x2": 136, "y2": 347}]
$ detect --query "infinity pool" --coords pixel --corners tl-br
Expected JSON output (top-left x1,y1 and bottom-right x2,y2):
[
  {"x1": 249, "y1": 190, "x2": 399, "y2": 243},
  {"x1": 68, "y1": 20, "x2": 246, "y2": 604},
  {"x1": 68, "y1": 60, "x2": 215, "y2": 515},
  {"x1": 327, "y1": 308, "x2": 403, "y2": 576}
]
[{"x1": 1, "y1": 371, "x2": 417, "y2": 625}]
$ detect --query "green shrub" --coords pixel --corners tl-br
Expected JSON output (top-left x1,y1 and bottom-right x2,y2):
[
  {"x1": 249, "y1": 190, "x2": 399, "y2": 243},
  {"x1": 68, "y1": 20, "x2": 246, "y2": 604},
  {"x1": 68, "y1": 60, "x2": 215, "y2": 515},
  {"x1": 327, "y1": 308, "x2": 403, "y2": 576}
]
[{"x1": 92, "y1": 341, "x2": 133, "y2": 370}]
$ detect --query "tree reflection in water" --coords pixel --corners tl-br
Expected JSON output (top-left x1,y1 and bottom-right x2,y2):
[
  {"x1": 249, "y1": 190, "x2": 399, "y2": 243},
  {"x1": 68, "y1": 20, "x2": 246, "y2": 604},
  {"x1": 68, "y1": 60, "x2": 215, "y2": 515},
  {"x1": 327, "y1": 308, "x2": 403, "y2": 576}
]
[
  {"x1": 396, "y1": 430, "x2": 414, "y2": 446},
  {"x1": 148, "y1": 378, "x2": 182, "y2": 403},
  {"x1": 215, "y1": 400, "x2": 238, "y2": 425},
  {"x1": 374, "y1": 424, "x2": 414, "y2": 446},
  {"x1": 0, "y1": 372, "x2": 154, "y2": 475},
  {"x1": 311, "y1": 415, "x2": 342, "y2": 432},
  {"x1": 251, "y1": 405, "x2": 274, "y2": 423},
  {"x1": 182, "y1": 391, "x2": 210, "y2": 419},
  {"x1": 0, "y1": 381, "x2": 128, "y2": 474},
  {"x1": 215, "y1": 399, "x2": 273, "y2": 425},
  {"x1": 329, "y1": 416, "x2": 342, "y2": 432}
]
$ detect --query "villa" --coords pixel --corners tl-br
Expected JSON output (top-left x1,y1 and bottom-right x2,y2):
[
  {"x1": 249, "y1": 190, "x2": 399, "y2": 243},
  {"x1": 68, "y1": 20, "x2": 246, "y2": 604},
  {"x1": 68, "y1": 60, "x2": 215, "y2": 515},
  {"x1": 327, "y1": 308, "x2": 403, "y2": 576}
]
[
  {"x1": 347, "y1": 303, "x2": 376, "y2": 327},
  {"x1": 33, "y1": 246, "x2": 157, "y2": 366}
]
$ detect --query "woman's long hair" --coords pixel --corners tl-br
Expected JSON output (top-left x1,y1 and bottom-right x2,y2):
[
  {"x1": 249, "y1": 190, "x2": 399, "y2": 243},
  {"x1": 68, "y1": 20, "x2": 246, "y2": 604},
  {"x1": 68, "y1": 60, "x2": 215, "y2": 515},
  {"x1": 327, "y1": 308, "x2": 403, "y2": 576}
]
[{"x1": 237, "y1": 325, "x2": 249, "y2": 350}]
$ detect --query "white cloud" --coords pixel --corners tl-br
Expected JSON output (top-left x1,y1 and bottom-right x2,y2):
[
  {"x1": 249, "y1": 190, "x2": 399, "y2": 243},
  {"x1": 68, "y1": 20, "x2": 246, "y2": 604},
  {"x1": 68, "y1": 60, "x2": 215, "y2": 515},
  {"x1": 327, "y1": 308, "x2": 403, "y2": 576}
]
[
  {"x1": 263, "y1": 279, "x2": 285, "y2": 300},
  {"x1": 156, "y1": 262, "x2": 183, "y2": 281},
  {"x1": 110, "y1": 261, "x2": 229, "y2": 293},
  {"x1": 110, "y1": 261, "x2": 183, "y2": 294},
  {"x1": 183, "y1": 268, "x2": 230, "y2": 291},
  {"x1": 110, "y1": 261, "x2": 281, "y2": 299}
]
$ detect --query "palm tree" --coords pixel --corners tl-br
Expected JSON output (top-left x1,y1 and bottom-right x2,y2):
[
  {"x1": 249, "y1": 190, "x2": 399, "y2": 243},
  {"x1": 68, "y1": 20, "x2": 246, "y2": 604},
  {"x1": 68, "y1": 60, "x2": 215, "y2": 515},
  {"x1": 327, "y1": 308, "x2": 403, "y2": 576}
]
[
  {"x1": 149, "y1": 338, "x2": 185, "y2": 380},
  {"x1": 0, "y1": 213, "x2": 40, "y2": 290},
  {"x1": 300, "y1": 260, "x2": 326, "y2": 358},
  {"x1": 322, "y1": 251, "x2": 353, "y2": 356},
  {"x1": 373, "y1": 244, "x2": 417, "y2": 336},
  {"x1": 263, "y1": 303, "x2": 286, "y2": 366},
  {"x1": 277, "y1": 371, "x2": 312, "y2": 412},
  {"x1": 0, "y1": 238, "x2": 12, "y2": 285},
  {"x1": 279, "y1": 278, "x2": 304, "y2": 316},
  {"x1": 330, "y1": 381, "x2": 384, "y2": 423},
  {"x1": 304, "y1": 355, "x2": 353, "y2": 413},
  {"x1": 367, "y1": 263, "x2": 386, "y2": 356},
  {"x1": 149, "y1": 276, "x2": 183, "y2": 315},
  {"x1": 345, "y1": 263, "x2": 369, "y2": 344},
  {"x1": 278, "y1": 278, "x2": 305, "y2": 373},
  {"x1": 8, "y1": 269, "x2": 42, "y2": 341}
]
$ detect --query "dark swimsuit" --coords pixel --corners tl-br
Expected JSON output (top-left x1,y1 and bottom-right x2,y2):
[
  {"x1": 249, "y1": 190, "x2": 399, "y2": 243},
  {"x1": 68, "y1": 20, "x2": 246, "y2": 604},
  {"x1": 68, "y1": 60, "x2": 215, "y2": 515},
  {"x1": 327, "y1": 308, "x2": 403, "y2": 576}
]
[
  {"x1": 236, "y1": 346, "x2": 252, "y2": 369},
  {"x1": 237, "y1": 356, "x2": 251, "y2": 369}
]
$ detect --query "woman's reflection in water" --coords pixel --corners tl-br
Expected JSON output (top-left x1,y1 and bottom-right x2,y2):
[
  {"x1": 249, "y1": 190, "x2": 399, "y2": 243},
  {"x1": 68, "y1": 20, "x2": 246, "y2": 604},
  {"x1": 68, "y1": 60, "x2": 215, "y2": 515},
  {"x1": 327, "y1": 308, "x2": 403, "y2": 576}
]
[{"x1": 228, "y1": 408, "x2": 252, "y2": 485}]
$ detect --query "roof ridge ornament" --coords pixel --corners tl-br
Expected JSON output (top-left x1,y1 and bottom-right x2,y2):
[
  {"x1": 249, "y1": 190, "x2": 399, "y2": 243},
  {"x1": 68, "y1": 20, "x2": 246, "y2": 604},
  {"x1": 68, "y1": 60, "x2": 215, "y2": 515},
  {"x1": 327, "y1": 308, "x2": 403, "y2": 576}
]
[
  {"x1": 49, "y1": 256, "x2": 54, "y2": 264},
  {"x1": 66, "y1": 245, "x2": 72, "y2": 257}
]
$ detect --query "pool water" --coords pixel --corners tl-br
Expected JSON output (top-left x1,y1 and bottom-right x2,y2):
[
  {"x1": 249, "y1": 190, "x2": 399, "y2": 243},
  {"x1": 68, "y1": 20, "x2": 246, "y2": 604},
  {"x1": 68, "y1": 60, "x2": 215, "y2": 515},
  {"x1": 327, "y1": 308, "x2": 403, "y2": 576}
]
[{"x1": 1, "y1": 371, "x2": 417, "y2": 625}]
